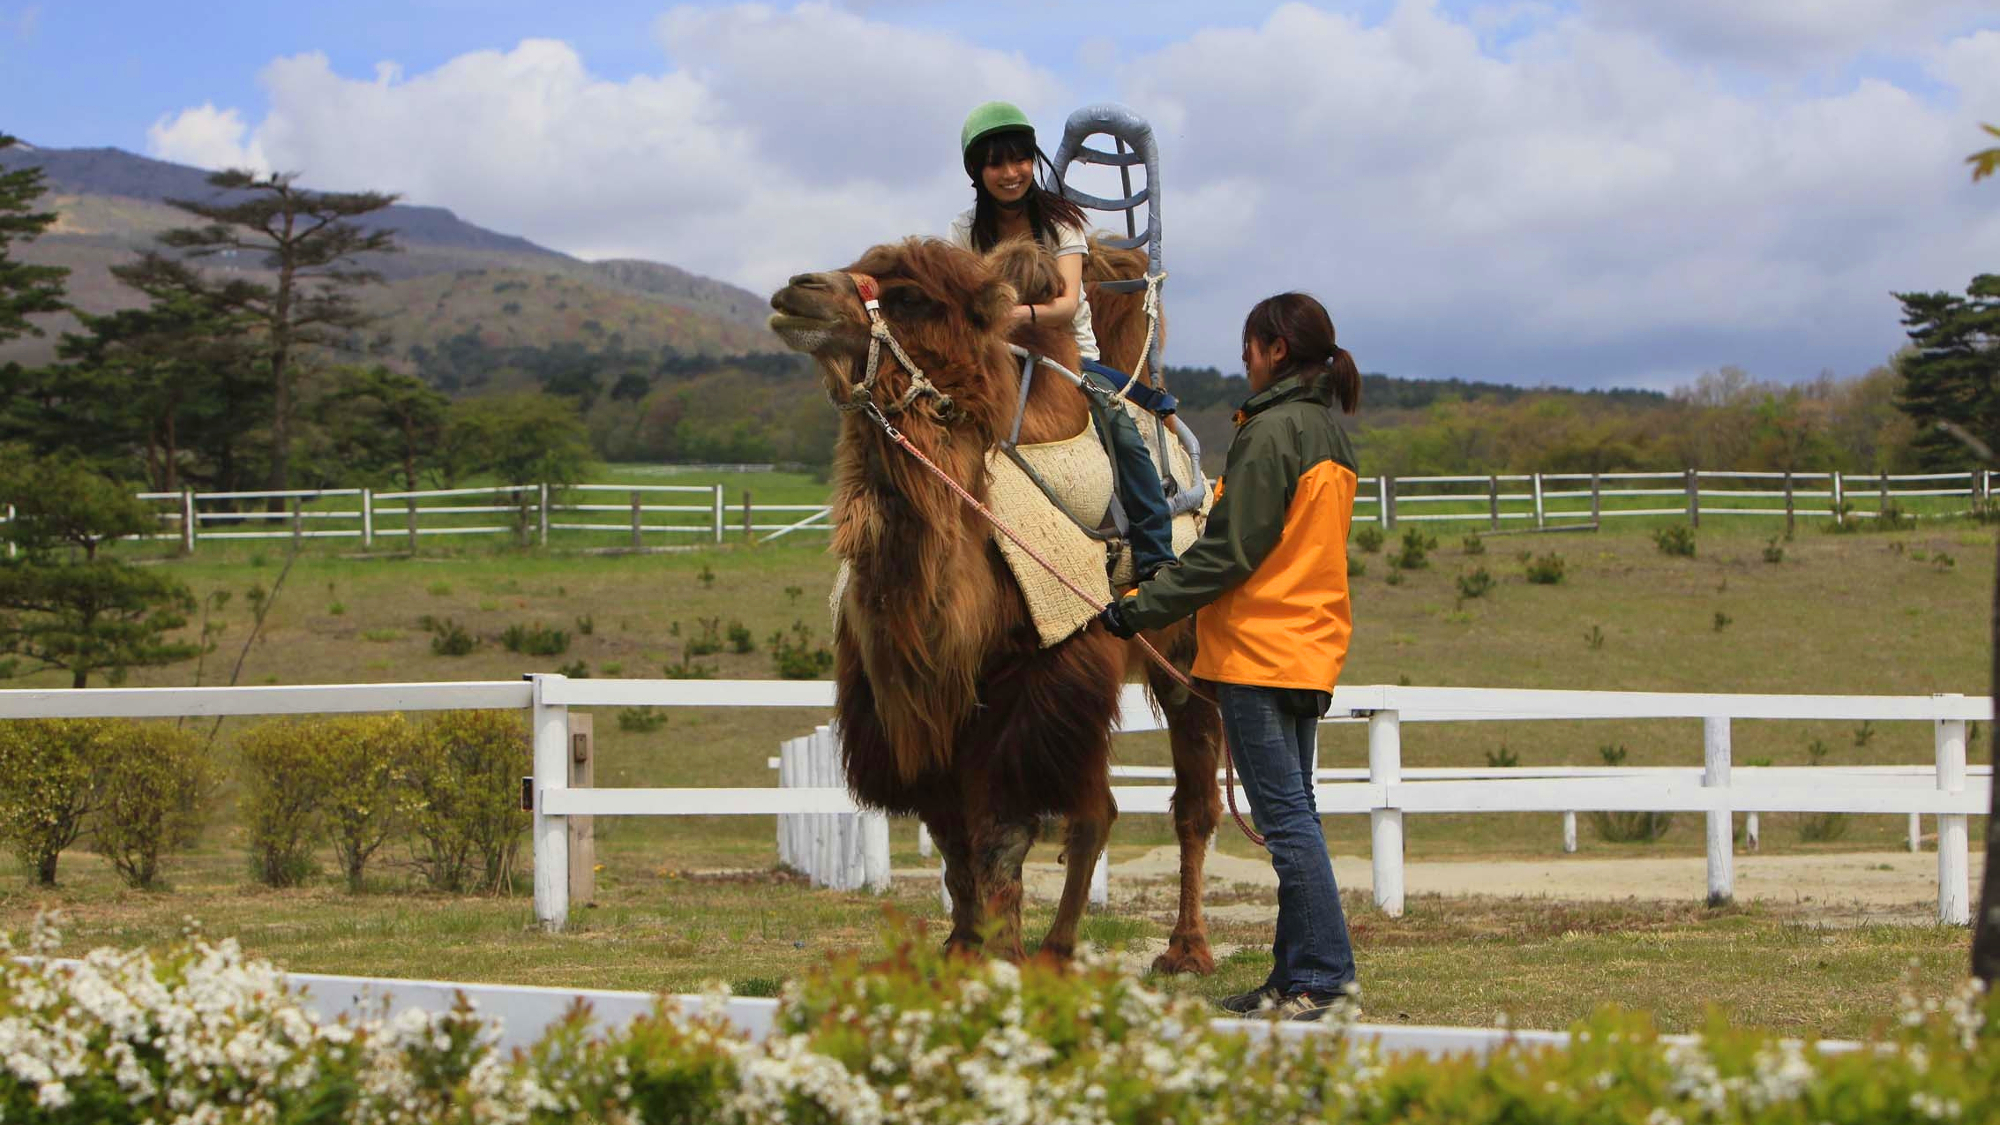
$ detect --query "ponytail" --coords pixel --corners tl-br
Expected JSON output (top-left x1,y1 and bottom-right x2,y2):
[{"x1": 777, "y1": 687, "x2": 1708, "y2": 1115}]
[{"x1": 1242, "y1": 292, "x2": 1362, "y2": 415}]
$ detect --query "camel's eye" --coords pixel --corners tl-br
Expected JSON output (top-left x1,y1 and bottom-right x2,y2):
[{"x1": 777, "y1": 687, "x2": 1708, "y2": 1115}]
[{"x1": 880, "y1": 285, "x2": 942, "y2": 320}]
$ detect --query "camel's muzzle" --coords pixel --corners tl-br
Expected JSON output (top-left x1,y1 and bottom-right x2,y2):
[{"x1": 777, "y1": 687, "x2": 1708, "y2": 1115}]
[{"x1": 767, "y1": 272, "x2": 865, "y2": 358}]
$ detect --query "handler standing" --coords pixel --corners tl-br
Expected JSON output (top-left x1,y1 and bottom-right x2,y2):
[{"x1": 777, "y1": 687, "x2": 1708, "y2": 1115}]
[{"x1": 1099, "y1": 292, "x2": 1361, "y2": 1021}]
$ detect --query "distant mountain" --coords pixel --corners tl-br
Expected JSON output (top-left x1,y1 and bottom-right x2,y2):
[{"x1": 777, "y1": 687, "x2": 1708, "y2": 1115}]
[{"x1": 0, "y1": 144, "x2": 776, "y2": 370}]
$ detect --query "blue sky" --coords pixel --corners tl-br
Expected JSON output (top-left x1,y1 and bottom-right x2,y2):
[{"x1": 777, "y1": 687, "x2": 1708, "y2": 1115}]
[{"x1": 5, "y1": 1, "x2": 1999, "y2": 387}]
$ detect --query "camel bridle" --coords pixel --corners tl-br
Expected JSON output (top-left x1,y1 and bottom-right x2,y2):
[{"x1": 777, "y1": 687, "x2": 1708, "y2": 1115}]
[{"x1": 828, "y1": 272, "x2": 956, "y2": 421}]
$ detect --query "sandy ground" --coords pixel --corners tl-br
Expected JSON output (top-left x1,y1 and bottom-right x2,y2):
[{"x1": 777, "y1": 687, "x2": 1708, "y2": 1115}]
[{"x1": 897, "y1": 845, "x2": 1972, "y2": 927}]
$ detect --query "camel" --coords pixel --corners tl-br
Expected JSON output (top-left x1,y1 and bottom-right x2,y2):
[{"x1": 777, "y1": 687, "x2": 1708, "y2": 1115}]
[{"x1": 768, "y1": 236, "x2": 1222, "y2": 970}]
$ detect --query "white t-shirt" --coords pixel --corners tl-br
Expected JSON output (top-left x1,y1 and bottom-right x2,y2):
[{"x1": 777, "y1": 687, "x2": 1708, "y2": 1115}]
[{"x1": 947, "y1": 207, "x2": 1099, "y2": 362}]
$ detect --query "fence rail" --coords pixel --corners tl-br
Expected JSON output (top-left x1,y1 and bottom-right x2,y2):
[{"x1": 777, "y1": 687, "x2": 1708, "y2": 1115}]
[
  {"x1": 0, "y1": 679, "x2": 1985, "y2": 933},
  {"x1": 13, "y1": 467, "x2": 1985, "y2": 558}
]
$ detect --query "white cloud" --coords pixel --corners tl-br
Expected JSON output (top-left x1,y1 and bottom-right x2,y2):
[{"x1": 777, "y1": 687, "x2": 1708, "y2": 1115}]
[
  {"x1": 1577, "y1": 0, "x2": 1991, "y2": 69},
  {"x1": 141, "y1": 0, "x2": 2000, "y2": 387},
  {"x1": 146, "y1": 103, "x2": 269, "y2": 173}
]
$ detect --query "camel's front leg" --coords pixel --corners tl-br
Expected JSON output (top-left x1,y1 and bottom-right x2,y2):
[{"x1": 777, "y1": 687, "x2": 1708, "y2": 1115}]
[
  {"x1": 970, "y1": 819, "x2": 1037, "y2": 962},
  {"x1": 1151, "y1": 664, "x2": 1222, "y2": 975},
  {"x1": 924, "y1": 812, "x2": 983, "y2": 955},
  {"x1": 1039, "y1": 788, "x2": 1116, "y2": 963}
]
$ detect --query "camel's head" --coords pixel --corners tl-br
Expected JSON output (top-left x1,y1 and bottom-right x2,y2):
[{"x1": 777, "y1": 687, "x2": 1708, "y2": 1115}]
[{"x1": 768, "y1": 238, "x2": 1018, "y2": 418}]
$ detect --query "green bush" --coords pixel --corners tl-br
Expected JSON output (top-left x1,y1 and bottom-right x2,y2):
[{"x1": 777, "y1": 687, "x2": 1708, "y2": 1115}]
[
  {"x1": 686, "y1": 616, "x2": 724, "y2": 656},
  {"x1": 575, "y1": 613, "x2": 595, "y2": 636},
  {"x1": 1389, "y1": 528, "x2": 1436, "y2": 570},
  {"x1": 1524, "y1": 552, "x2": 1567, "y2": 584},
  {"x1": 500, "y1": 621, "x2": 569, "y2": 656},
  {"x1": 727, "y1": 619, "x2": 756, "y2": 654},
  {"x1": 1653, "y1": 523, "x2": 1697, "y2": 556},
  {"x1": 1484, "y1": 746, "x2": 1518, "y2": 768},
  {"x1": 402, "y1": 711, "x2": 531, "y2": 894},
  {"x1": 0, "y1": 719, "x2": 111, "y2": 886},
  {"x1": 618, "y1": 706, "x2": 669, "y2": 733},
  {"x1": 663, "y1": 652, "x2": 717, "y2": 679},
  {"x1": 419, "y1": 615, "x2": 477, "y2": 656},
  {"x1": 1762, "y1": 536, "x2": 1785, "y2": 564},
  {"x1": 1589, "y1": 809, "x2": 1675, "y2": 844},
  {"x1": 1353, "y1": 524, "x2": 1384, "y2": 553},
  {"x1": 90, "y1": 723, "x2": 213, "y2": 889},
  {"x1": 1346, "y1": 555, "x2": 1367, "y2": 578},
  {"x1": 557, "y1": 659, "x2": 590, "y2": 678},
  {"x1": 317, "y1": 715, "x2": 414, "y2": 893},
  {"x1": 769, "y1": 621, "x2": 834, "y2": 680},
  {"x1": 236, "y1": 720, "x2": 330, "y2": 888},
  {"x1": 1462, "y1": 534, "x2": 1486, "y2": 555},
  {"x1": 1456, "y1": 567, "x2": 1495, "y2": 600}
]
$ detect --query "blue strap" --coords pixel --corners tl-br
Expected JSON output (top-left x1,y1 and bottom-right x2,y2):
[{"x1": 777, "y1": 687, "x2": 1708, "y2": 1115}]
[{"x1": 1081, "y1": 359, "x2": 1178, "y2": 417}]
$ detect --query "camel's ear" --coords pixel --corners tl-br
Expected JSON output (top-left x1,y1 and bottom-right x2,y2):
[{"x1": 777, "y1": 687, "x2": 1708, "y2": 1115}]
[{"x1": 969, "y1": 278, "x2": 1016, "y2": 333}]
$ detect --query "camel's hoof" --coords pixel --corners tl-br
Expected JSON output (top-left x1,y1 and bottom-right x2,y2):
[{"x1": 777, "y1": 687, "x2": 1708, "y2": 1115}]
[
  {"x1": 1150, "y1": 936, "x2": 1215, "y2": 976},
  {"x1": 1035, "y1": 942, "x2": 1074, "y2": 968},
  {"x1": 942, "y1": 935, "x2": 983, "y2": 960}
]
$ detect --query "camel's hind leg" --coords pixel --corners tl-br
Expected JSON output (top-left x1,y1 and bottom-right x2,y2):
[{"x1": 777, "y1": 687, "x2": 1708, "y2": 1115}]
[
  {"x1": 1039, "y1": 785, "x2": 1116, "y2": 963},
  {"x1": 1148, "y1": 657, "x2": 1223, "y2": 975}
]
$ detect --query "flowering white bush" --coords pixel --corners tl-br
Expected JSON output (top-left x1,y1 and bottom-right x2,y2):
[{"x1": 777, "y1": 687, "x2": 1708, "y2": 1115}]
[{"x1": 0, "y1": 914, "x2": 1993, "y2": 1124}]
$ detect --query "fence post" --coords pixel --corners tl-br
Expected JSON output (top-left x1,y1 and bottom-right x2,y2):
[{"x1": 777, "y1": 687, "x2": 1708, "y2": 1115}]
[
  {"x1": 1744, "y1": 811, "x2": 1760, "y2": 852},
  {"x1": 742, "y1": 489, "x2": 754, "y2": 543},
  {"x1": 361, "y1": 488, "x2": 373, "y2": 549},
  {"x1": 1909, "y1": 811, "x2": 1923, "y2": 853},
  {"x1": 1488, "y1": 475, "x2": 1500, "y2": 530},
  {"x1": 1368, "y1": 709, "x2": 1405, "y2": 917},
  {"x1": 407, "y1": 493, "x2": 420, "y2": 553},
  {"x1": 1783, "y1": 472, "x2": 1794, "y2": 538},
  {"x1": 861, "y1": 806, "x2": 891, "y2": 893},
  {"x1": 1589, "y1": 473, "x2": 1601, "y2": 526},
  {"x1": 529, "y1": 672, "x2": 570, "y2": 932},
  {"x1": 1685, "y1": 469, "x2": 1699, "y2": 528},
  {"x1": 630, "y1": 491, "x2": 643, "y2": 549},
  {"x1": 1090, "y1": 850, "x2": 1109, "y2": 908},
  {"x1": 1832, "y1": 471, "x2": 1844, "y2": 526},
  {"x1": 1532, "y1": 473, "x2": 1546, "y2": 529},
  {"x1": 568, "y1": 713, "x2": 595, "y2": 907},
  {"x1": 1877, "y1": 472, "x2": 1890, "y2": 522},
  {"x1": 1383, "y1": 477, "x2": 1397, "y2": 531},
  {"x1": 777, "y1": 738, "x2": 796, "y2": 870},
  {"x1": 712, "y1": 485, "x2": 725, "y2": 543},
  {"x1": 538, "y1": 483, "x2": 550, "y2": 547},
  {"x1": 1702, "y1": 715, "x2": 1732, "y2": 906},
  {"x1": 291, "y1": 498, "x2": 303, "y2": 546},
  {"x1": 917, "y1": 822, "x2": 933, "y2": 859},
  {"x1": 1562, "y1": 811, "x2": 1577, "y2": 853},
  {"x1": 4, "y1": 504, "x2": 13, "y2": 559},
  {"x1": 1936, "y1": 700, "x2": 1970, "y2": 925},
  {"x1": 180, "y1": 491, "x2": 195, "y2": 555}
]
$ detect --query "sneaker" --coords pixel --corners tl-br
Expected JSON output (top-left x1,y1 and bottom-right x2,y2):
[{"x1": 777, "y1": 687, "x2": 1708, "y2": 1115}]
[
  {"x1": 1266, "y1": 991, "x2": 1347, "y2": 1022},
  {"x1": 1216, "y1": 984, "x2": 1282, "y2": 1015}
]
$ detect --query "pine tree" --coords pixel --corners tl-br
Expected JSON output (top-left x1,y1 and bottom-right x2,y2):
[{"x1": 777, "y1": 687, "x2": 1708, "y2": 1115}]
[
  {"x1": 1892, "y1": 275, "x2": 2000, "y2": 471},
  {"x1": 159, "y1": 170, "x2": 398, "y2": 497},
  {"x1": 0, "y1": 133, "x2": 68, "y2": 344}
]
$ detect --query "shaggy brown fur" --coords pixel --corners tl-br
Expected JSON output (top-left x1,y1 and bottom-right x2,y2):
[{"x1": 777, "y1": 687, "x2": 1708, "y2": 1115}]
[
  {"x1": 768, "y1": 237, "x2": 1218, "y2": 970},
  {"x1": 1084, "y1": 239, "x2": 1166, "y2": 381}
]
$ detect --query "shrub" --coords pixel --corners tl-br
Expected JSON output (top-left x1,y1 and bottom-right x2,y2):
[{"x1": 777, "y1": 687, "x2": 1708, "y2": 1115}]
[
  {"x1": 1762, "y1": 537, "x2": 1785, "y2": 564},
  {"x1": 327, "y1": 601, "x2": 346, "y2": 616},
  {"x1": 575, "y1": 613, "x2": 595, "y2": 636},
  {"x1": 601, "y1": 661, "x2": 624, "y2": 677},
  {"x1": 1346, "y1": 555, "x2": 1367, "y2": 578},
  {"x1": 1582, "y1": 624, "x2": 1605, "y2": 650},
  {"x1": 1598, "y1": 743, "x2": 1629, "y2": 766},
  {"x1": 1652, "y1": 524, "x2": 1696, "y2": 557},
  {"x1": 696, "y1": 563, "x2": 717, "y2": 588},
  {"x1": 1796, "y1": 737, "x2": 1847, "y2": 842},
  {"x1": 402, "y1": 711, "x2": 531, "y2": 894},
  {"x1": 784, "y1": 585, "x2": 805, "y2": 605},
  {"x1": 1462, "y1": 535, "x2": 1486, "y2": 556},
  {"x1": 1353, "y1": 524, "x2": 1384, "y2": 553},
  {"x1": 1713, "y1": 610, "x2": 1733, "y2": 632},
  {"x1": 500, "y1": 621, "x2": 569, "y2": 656},
  {"x1": 727, "y1": 620, "x2": 756, "y2": 654},
  {"x1": 1389, "y1": 529, "x2": 1436, "y2": 570},
  {"x1": 663, "y1": 652, "x2": 717, "y2": 679},
  {"x1": 686, "y1": 616, "x2": 724, "y2": 657},
  {"x1": 557, "y1": 659, "x2": 591, "y2": 678},
  {"x1": 1590, "y1": 809, "x2": 1675, "y2": 844},
  {"x1": 360, "y1": 628, "x2": 402, "y2": 642},
  {"x1": 419, "y1": 615, "x2": 477, "y2": 656},
  {"x1": 236, "y1": 721, "x2": 331, "y2": 887},
  {"x1": 618, "y1": 706, "x2": 669, "y2": 733},
  {"x1": 770, "y1": 621, "x2": 835, "y2": 680},
  {"x1": 90, "y1": 723, "x2": 213, "y2": 889},
  {"x1": 1524, "y1": 553, "x2": 1566, "y2": 584},
  {"x1": 316, "y1": 715, "x2": 415, "y2": 893},
  {"x1": 1933, "y1": 550, "x2": 1958, "y2": 571},
  {"x1": 1383, "y1": 570, "x2": 1405, "y2": 587},
  {"x1": 1484, "y1": 746, "x2": 1518, "y2": 768},
  {"x1": 1456, "y1": 567, "x2": 1495, "y2": 601},
  {"x1": 426, "y1": 581, "x2": 452, "y2": 596},
  {"x1": 0, "y1": 719, "x2": 110, "y2": 886}
]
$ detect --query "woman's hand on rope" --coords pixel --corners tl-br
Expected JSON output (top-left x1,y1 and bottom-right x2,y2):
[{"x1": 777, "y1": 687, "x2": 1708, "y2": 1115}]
[{"x1": 1097, "y1": 596, "x2": 1139, "y2": 639}]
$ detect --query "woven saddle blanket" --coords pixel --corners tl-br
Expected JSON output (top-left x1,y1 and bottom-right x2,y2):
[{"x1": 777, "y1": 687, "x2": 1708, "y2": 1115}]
[{"x1": 986, "y1": 399, "x2": 1210, "y2": 647}]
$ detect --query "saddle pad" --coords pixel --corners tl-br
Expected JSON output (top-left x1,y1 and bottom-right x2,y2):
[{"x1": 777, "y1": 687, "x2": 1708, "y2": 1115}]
[{"x1": 984, "y1": 419, "x2": 1114, "y2": 647}]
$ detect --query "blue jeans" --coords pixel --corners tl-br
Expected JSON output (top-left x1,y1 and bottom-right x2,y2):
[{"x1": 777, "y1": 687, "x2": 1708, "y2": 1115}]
[
  {"x1": 1217, "y1": 682, "x2": 1356, "y2": 996},
  {"x1": 1081, "y1": 369, "x2": 1176, "y2": 579}
]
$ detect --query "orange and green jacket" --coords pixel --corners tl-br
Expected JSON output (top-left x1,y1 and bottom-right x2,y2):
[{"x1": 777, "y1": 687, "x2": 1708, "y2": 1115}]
[{"x1": 1120, "y1": 374, "x2": 1358, "y2": 691}]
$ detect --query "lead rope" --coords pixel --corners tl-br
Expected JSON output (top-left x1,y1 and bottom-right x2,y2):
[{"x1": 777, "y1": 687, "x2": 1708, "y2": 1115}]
[{"x1": 860, "y1": 402, "x2": 1266, "y2": 849}]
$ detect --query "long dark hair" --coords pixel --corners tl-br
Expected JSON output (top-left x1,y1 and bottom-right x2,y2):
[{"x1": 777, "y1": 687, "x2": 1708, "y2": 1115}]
[
  {"x1": 1243, "y1": 292, "x2": 1361, "y2": 415},
  {"x1": 964, "y1": 129, "x2": 1087, "y2": 253}
]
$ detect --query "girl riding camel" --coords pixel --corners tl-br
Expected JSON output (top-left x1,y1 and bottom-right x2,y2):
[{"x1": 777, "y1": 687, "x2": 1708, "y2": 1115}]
[{"x1": 950, "y1": 101, "x2": 1177, "y2": 581}]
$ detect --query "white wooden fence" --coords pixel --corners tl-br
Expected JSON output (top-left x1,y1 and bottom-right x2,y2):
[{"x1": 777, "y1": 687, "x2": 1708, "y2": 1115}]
[
  {"x1": 0, "y1": 678, "x2": 1984, "y2": 933},
  {"x1": 8, "y1": 468, "x2": 1977, "y2": 557}
]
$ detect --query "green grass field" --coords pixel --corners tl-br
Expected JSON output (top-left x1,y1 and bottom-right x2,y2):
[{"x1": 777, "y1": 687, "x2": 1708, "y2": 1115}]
[{"x1": 1, "y1": 501, "x2": 1991, "y2": 1036}]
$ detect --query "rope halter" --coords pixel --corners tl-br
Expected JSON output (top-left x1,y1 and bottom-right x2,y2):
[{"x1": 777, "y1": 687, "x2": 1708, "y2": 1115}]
[{"x1": 831, "y1": 272, "x2": 955, "y2": 420}]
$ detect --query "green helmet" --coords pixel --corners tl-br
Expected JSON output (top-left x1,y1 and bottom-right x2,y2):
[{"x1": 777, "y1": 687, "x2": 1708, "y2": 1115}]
[{"x1": 960, "y1": 101, "x2": 1034, "y2": 158}]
